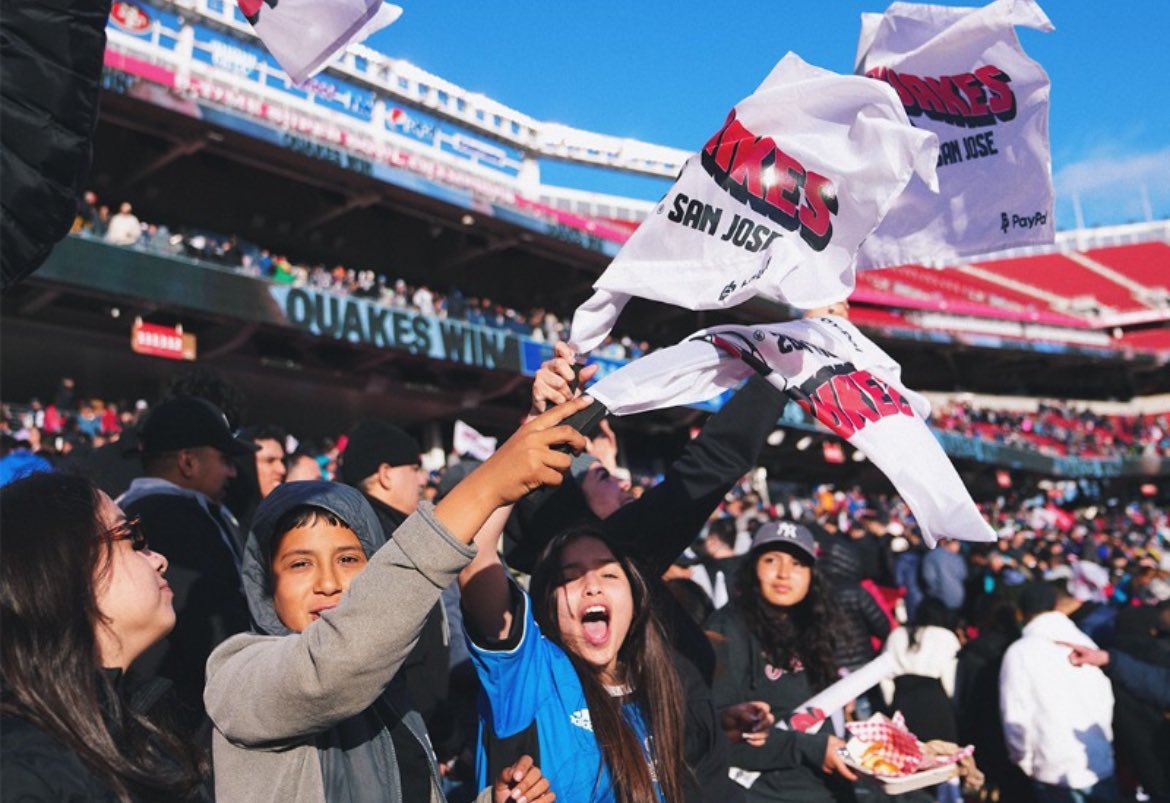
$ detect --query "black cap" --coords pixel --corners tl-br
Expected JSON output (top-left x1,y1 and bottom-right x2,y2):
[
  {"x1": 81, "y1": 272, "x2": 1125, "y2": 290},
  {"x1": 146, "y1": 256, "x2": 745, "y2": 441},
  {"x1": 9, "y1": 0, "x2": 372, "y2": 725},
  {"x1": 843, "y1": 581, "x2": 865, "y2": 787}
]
[
  {"x1": 140, "y1": 397, "x2": 259, "y2": 457},
  {"x1": 750, "y1": 520, "x2": 818, "y2": 564},
  {"x1": 337, "y1": 420, "x2": 421, "y2": 486}
]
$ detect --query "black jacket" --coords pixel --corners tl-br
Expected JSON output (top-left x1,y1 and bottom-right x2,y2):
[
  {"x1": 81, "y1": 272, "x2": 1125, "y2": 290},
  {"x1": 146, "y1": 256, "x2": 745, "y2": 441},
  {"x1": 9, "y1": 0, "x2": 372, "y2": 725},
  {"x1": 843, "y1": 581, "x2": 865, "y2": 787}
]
[
  {"x1": 954, "y1": 629, "x2": 1034, "y2": 801},
  {"x1": 817, "y1": 539, "x2": 891, "y2": 671},
  {"x1": 2, "y1": 715, "x2": 130, "y2": 802},
  {"x1": 119, "y1": 488, "x2": 250, "y2": 733},
  {"x1": 0, "y1": 672, "x2": 210, "y2": 803},
  {"x1": 1, "y1": 0, "x2": 111, "y2": 288},
  {"x1": 705, "y1": 607, "x2": 851, "y2": 803}
]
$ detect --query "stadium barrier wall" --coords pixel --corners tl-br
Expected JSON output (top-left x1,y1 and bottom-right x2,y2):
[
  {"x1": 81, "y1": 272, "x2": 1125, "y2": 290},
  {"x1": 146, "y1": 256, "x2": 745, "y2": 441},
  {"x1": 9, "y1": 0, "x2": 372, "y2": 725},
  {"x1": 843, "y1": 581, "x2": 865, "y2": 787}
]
[{"x1": 29, "y1": 237, "x2": 1170, "y2": 479}]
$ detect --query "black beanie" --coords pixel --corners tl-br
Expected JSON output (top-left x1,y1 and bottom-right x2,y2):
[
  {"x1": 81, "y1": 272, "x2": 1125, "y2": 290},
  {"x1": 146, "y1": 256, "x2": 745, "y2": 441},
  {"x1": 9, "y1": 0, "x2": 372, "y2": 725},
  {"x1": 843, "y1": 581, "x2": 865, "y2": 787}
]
[{"x1": 338, "y1": 420, "x2": 421, "y2": 486}]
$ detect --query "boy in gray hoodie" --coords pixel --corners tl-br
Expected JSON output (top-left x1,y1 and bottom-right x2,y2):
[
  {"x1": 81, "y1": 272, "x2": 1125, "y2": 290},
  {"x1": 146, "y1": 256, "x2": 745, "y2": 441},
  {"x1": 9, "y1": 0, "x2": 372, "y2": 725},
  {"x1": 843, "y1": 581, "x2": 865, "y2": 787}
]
[{"x1": 204, "y1": 399, "x2": 590, "y2": 802}]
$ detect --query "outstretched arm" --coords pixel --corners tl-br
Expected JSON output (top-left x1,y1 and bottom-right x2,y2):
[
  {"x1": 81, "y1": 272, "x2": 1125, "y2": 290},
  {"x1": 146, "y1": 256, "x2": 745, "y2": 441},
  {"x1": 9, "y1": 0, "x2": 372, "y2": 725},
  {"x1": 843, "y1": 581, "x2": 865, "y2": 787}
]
[
  {"x1": 437, "y1": 396, "x2": 591, "y2": 541},
  {"x1": 604, "y1": 374, "x2": 787, "y2": 575},
  {"x1": 206, "y1": 399, "x2": 590, "y2": 746}
]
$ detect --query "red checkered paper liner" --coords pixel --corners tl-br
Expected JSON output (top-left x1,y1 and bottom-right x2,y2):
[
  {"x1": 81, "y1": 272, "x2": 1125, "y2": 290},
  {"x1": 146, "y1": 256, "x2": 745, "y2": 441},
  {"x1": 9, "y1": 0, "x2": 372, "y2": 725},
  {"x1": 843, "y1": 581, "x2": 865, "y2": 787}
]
[
  {"x1": 845, "y1": 712, "x2": 924, "y2": 775},
  {"x1": 846, "y1": 713, "x2": 976, "y2": 777}
]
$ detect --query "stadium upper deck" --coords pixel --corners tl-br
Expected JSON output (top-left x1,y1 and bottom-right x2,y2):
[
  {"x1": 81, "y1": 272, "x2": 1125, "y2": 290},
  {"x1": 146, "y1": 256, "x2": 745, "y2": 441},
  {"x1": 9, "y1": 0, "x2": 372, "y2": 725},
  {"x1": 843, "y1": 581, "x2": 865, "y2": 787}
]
[
  {"x1": 102, "y1": 0, "x2": 671, "y2": 238},
  {"x1": 76, "y1": 0, "x2": 1170, "y2": 388}
]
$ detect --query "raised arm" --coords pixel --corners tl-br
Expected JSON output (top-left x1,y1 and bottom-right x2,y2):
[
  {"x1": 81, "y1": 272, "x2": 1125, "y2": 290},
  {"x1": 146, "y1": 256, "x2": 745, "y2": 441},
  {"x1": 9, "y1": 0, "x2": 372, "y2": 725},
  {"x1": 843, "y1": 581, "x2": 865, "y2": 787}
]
[
  {"x1": 459, "y1": 504, "x2": 515, "y2": 642},
  {"x1": 206, "y1": 400, "x2": 590, "y2": 745},
  {"x1": 437, "y1": 397, "x2": 591, "y2": 541},
  {"x1": 604, "y1": 374, "x2": 787, "y2": 575}
]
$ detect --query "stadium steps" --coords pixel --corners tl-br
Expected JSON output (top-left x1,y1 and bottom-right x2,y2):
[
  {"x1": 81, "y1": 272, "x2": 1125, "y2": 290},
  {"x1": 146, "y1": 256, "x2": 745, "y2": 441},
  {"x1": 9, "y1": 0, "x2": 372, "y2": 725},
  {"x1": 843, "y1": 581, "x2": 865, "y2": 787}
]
[
  {"x1": 967, "y1": 253, "x2": 1155, "y2": 315},
  {"x1": 955, "y1": 262, "x2": 1074, "y2": 312},
  {"x1": 1083, "y1": 242, "x2": 1170, "y2": 302},
  {"x1": 1067, "y1": 252, "x2": 1165, "y2": 309}
]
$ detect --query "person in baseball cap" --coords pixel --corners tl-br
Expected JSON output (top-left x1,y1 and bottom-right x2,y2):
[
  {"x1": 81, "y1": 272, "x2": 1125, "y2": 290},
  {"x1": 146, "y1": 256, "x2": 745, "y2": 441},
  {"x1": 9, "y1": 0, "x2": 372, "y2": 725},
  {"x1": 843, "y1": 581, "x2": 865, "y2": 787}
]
[
  {"x1": 135, "y1": 397, "x2": 258, "y2": 503},
  {"x1": 337, "y1": 420, "x2": 424, "y2": 522},
  {"x1": 117, "y1": 396, "x2": 257, "y2": 732},
  {"x1": 705, "y1": 519, "x2": 855, "y2": 798}
]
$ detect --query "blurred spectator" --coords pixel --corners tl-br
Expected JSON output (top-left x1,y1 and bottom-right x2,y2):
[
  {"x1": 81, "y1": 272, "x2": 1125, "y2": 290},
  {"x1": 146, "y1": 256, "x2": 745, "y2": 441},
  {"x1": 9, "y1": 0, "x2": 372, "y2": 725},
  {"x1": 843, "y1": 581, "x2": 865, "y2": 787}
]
[
  {"x1": 688, "y1": 517, "x2": 744, "y2": 610},
  {"x1": 0, "y1": 433, "x2": 52, "y2": 486},
  {"x1": 118, "y1": 397, "x2": 257, "y2": 734},
  {"x1": 105, "y1": 202, "x2": 141, "y2": 246},
  {"x1": 250, "y1": 425, "x2": 287, "y2": 499},
  {"x1": 999, "y1": 582, "x2": 1118, "y2": 802},
  {"x1": 72, "y1": 190, "x2": 99, "y2": 232},
  {"x1": 922, "y1": 539, "x2": 968, "y2": 614},
  {"x1": 881, "y1": 597, "x2": 962, "y2": 743},
  {"x1": 285, "y1": 450, "x2": 323, "y2": 481},
  {"x1": 93, "y1": 204, "x2": 110, "y2": 238},
  {"x1": 955, "y1": 595, "x2": 1032, "y2": 803}
]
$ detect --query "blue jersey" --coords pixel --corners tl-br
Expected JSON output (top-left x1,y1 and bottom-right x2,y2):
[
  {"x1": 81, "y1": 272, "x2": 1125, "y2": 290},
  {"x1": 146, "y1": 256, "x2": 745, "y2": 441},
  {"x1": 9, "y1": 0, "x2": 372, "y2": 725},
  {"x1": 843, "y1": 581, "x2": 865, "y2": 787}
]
[{"x1": 467, "y1": 584, "x2": 662, "y2": 802}]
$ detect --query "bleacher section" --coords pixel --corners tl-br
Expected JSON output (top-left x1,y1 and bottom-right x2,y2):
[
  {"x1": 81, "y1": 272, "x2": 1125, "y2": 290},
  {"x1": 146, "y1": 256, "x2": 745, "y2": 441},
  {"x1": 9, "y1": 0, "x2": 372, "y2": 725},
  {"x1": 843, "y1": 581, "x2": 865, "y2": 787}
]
[
  {"x1": 1120, "y1": 328, "x2": 1170, "y2": 354},
  {"x1": 975, "y1": 253, "x2": 1152, "y2": 314},
  {"x1": 855, "y1": 263, "x2": 1082, "y2": 323},
  {"x1": 848, "y1": 225, "x2": 1170, "y2": 356},
  {"x1": 1083, "y1": 242, "x2": 1170, "y2": 290}
]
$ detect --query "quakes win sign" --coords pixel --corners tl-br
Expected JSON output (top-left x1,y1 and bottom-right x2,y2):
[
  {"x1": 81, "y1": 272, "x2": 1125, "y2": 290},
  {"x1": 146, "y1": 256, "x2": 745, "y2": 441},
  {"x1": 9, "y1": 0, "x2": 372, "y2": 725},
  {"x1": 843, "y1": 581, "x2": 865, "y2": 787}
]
[{"x1": 283, "y1": 287, "x2": 520, "y2": 372}]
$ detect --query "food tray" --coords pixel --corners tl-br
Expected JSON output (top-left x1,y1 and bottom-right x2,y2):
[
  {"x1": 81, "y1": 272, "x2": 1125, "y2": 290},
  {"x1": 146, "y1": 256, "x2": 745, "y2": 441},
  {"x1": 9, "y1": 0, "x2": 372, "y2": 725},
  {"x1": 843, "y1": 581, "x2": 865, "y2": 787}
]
[{"x1": 843, "y1": 738, "x2": 960, "y2": 795}]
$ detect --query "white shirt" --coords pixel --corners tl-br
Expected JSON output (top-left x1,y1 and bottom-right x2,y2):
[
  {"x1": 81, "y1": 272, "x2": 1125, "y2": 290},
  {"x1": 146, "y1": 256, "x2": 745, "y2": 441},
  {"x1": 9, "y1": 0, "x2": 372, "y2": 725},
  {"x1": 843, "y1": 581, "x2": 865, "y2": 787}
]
[
  {"x1": 999, "y1": 611, "x2": 1114, "y2": 789},
  {"x1": 879, "y1": 625, "x2": 960, "y2": 705},
  {"x1": 105, "y1": 212, "x2": 141, "y2": 245}
]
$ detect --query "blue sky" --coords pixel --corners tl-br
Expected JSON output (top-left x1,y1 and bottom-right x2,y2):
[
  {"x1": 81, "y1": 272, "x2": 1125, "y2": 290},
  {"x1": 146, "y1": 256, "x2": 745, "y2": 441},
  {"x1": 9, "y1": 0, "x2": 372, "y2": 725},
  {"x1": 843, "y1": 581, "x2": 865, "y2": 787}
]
[{"x1": 369, "y1": 1, "x2": 1170, "y2": 230}]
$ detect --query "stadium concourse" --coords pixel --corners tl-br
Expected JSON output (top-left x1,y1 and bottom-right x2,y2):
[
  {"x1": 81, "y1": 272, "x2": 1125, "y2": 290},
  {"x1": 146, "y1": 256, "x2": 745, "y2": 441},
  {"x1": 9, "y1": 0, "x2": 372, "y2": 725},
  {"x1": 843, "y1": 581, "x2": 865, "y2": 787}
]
[{"x1": 3, "y1": 2, "x2": 1170, "y2": 802}]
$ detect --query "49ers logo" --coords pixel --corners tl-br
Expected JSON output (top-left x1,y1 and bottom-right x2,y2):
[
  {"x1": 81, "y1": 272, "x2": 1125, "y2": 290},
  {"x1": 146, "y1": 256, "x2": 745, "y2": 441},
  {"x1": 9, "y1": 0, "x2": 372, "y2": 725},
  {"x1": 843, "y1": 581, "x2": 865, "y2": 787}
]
[
  {"x1": 866, "y1": 65, "x2": 1017, "y2": 128},
  {"x1": 700, "y1": 109, "x2": 838, "y2": 252}
]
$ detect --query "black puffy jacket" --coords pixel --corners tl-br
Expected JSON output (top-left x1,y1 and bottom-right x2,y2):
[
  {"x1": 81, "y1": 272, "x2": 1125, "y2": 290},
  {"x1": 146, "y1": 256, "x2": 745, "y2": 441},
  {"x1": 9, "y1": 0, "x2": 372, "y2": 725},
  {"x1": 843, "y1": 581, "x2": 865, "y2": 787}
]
[
  {"x1": 1, "y1": 0, "x2": 111, "y2": 289},
  {"x1": 817, "y1": 538, "x2": 892, "y2": 670}
]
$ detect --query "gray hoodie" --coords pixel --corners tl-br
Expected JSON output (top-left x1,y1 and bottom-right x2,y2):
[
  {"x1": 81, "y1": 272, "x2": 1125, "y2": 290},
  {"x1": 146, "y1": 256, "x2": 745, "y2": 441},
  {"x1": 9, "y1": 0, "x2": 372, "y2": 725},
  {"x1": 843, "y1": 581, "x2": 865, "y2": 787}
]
[{"x1": 205, "y1": 480, "x2": 476, "y2": 803}]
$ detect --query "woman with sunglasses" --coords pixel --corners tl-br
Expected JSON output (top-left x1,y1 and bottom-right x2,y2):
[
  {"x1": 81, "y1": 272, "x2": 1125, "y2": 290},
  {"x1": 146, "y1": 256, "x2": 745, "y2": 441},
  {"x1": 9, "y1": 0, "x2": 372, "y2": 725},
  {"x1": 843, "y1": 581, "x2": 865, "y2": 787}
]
[{"x1": 0, "y1": 472, "x2": 207, "y2": 802}]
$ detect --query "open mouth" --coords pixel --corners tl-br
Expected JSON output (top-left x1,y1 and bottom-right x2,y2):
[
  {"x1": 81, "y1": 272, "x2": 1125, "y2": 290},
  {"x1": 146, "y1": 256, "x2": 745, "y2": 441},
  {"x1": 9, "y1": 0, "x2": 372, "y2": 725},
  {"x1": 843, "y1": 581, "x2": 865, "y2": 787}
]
[{"x1": 581, "y1": 604, "x2": 611, "y2": 646}]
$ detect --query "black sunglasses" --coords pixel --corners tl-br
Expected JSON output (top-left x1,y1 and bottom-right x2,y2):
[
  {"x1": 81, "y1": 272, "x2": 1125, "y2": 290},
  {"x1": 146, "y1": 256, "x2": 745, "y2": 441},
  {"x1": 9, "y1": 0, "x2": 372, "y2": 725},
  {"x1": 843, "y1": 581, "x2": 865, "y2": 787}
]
[{"x1": 104, "y1": 516, "x2": 149, "y2": 551}]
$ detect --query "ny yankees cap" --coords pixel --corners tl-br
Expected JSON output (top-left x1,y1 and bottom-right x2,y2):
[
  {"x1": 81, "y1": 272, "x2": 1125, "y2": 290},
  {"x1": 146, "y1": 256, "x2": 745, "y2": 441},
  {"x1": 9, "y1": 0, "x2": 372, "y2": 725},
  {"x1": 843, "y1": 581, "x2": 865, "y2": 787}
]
[{"x1": 750, "y1": 520, "x2": 818, "y2": 564}]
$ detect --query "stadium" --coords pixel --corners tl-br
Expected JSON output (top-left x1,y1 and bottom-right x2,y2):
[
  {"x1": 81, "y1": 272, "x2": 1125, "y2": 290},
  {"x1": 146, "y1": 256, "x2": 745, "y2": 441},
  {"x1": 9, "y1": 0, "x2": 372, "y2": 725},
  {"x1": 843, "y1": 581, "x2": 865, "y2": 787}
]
[
  {"x1": 2, "y1": 2, "x2": 1169, "y2": 802},
  {"x1": 3, "y1": 0, "x2": 1167, "y2": 498}
]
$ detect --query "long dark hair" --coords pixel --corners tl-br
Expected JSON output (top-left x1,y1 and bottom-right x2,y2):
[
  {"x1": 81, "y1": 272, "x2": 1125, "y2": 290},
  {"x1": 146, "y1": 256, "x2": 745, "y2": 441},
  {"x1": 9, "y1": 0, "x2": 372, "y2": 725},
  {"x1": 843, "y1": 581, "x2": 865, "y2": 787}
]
[
  {"x1": 908, "y1": 596, "x2": 955, "y2": 649},
  {"x1": 0, "y1": 473, "x2": 204, "y2": 802},
  {"x1": 530, "y1": 528, "x2": 688, "y2": 803},
  {"x1": 733, "y1": 546, "x2": 840, "y2": 691}
]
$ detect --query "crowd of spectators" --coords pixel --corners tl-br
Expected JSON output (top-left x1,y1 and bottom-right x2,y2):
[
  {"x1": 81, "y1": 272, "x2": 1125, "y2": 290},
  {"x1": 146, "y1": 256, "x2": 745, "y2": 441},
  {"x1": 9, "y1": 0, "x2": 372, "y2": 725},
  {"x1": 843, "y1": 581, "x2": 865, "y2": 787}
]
[
  {"x1": 2, "y1": 364, "x2": 1168, "y2": 802},
  {"x1": 70, "y1": 190, "x2": 650, "y2": 360},
  {"x1": 932, "y1": 399, "x2": 1170, "y2": 460},
  {"x1": 5, "y1": 375, "x2": 1168, "y2": 490}
]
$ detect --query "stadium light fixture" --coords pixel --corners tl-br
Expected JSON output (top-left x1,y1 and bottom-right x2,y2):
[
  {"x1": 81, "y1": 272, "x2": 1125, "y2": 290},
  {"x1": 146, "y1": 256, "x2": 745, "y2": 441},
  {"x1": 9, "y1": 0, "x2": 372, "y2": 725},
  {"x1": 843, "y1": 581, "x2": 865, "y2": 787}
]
[
  {"x1": 766, "y1": 429, "x2": 786, "y2": 446},
  {"x1": 460, "y1": 214, "x2": 475, "y2": 226},
  {"x1": 795, "y1": 436, "x2": 812, "y2": 451}
]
